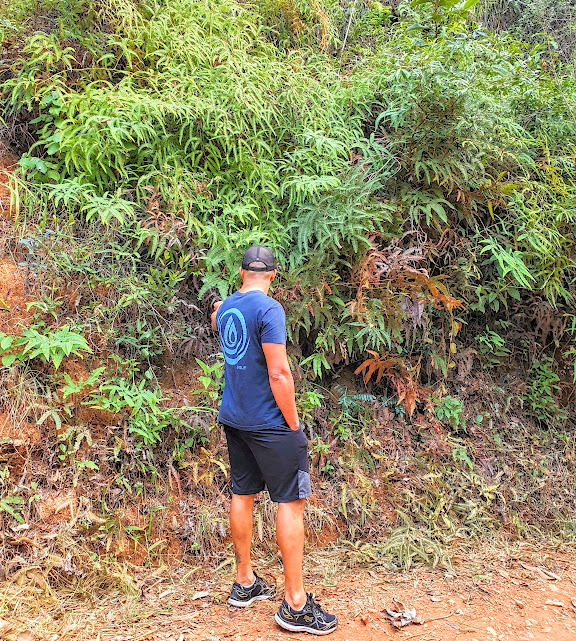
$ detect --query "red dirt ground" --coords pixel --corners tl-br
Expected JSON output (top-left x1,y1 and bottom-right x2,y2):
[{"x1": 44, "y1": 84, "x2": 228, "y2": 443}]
[
  {"x1": 134, "y1": 550, "x2": 576, "y2": 641},
  {"x1": 0, "y1": 259, "x2": 36, "y2": 335},
  {"x1": 4, "y1": 546, "x2": 575, "y2": 641},
  {"x1": 0, "y1": 146, "x2": 36, "y2": 335},
  {"x1": 0, "y1": 144, "x2": 17, "y2": 221}
]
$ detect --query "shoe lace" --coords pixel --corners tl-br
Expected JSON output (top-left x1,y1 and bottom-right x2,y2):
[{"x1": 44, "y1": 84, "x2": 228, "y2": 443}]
[{"x1": 308, "y1": 594, "x2": 327, "y2": 617}]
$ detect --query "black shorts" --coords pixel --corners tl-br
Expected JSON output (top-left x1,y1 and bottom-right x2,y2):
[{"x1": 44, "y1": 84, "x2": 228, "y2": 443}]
[{"x1": 223, "y1": 423, "x2": 311, "y2": 503}]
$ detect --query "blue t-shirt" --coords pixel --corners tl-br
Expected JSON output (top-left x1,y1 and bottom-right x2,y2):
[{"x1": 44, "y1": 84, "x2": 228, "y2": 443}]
[{"x1": 216, "y1": 290, "x2": 287, "y2": 430}]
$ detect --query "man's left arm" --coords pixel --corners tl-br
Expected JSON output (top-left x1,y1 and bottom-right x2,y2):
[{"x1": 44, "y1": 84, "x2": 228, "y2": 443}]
[{"x1": 262, "y1": 342, "x2": 299, "y2": 430}]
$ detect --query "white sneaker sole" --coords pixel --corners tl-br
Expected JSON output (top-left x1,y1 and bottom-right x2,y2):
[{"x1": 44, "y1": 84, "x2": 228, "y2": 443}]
[
  {"x1": 228, "y1": 594, "x2": 274, "y2": 608},
  {"x1": 274, "y1": 613, "x2": 338, "y2": 635}
]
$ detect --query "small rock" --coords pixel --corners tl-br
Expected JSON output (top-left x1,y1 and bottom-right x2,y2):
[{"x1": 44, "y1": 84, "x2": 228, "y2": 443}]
[
  {"x1": 487, "y1": 627, "x2": 497, "y2": 636},
  {"x1": 545, "y1": 599, "x2": 564, "y2": 607}
]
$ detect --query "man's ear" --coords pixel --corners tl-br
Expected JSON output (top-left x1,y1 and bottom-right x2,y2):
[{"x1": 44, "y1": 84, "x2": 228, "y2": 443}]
[{"x1": 269, "y1": 269, "x2": 277, "y2": 282}]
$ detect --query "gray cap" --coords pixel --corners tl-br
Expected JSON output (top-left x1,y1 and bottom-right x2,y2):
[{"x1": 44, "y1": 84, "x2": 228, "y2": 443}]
[{"x1": 241, "y1": 245, "x2": 276, "y2": 272}]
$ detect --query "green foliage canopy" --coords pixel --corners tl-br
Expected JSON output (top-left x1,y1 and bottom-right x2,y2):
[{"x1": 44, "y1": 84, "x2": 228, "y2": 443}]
[{"x1": 1, "y1": 0, "x2": 575, "y2": 404}]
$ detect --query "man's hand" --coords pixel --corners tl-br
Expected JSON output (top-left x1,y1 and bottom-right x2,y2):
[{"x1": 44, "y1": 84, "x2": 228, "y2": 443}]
[{"x1": 211, "y1": 300, "x2": 223, "y2": 331}]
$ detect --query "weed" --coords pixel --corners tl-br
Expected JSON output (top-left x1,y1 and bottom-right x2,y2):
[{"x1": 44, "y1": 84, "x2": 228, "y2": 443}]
[
  {"x1": 309, "y1": 436, "x2": 335, "y2": 475},
  {"x1": 475, "y1": 328, "x2": 511, "y2": 367},
  {"x1": 87, "y1": 377, "x2": 180, "y2": 447},
  {"x1": 0, "y1": 495, "x2": 24, "y2": 523},
  {"x1": 297, "y1": 387, "x2": 324, "y2": 424},
  {"x1": 343, "y1": 523, "x2": 452, "y2": 570},
  {"x1": 524, "y1": 356, "x2": 567, "y2": 428},
  {"x1": 452, "y1": 445, "x2": 474, "y2": 471},
  {"x1": 193, "y1": 357, "x2": 224, "y2": 405},
  {"x1": 435, "y1": 396, "x2": 466, "y2": 431},
  {"x1": 0, "y1": 326, "x2": 91, "y2": 369}
]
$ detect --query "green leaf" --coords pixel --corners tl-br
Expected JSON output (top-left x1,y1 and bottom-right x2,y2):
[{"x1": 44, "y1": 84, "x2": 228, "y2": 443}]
[
  {"x1": 51, "y1": 350, "x2": 65, "y2": 370},
  {"x1": 0, "y1": 496, "x2": 25, "y2": 523},
  {"x1": 41, "y1": 340, "x2": 51, "y2": 362},
  {"x1": 37, "y1": 411, "x2": 54, "y2": 426},
  {"x1": 60, "y1": 339, "x2": 73, "y2": 356},
  {"x1": 1, "y1": 354, "x2": 17, "y2": 367},
  {"x1": 77, "y1": 460, "x2": 99, "y2": 470}
]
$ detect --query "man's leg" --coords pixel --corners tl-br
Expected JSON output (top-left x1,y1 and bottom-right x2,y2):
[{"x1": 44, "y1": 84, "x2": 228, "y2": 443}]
[
  {"x1": 230, "y1": 493, "x2": 256, "y2": 586},
  {"x1": 276, "y1": 498, "x2": 307, "y2": 610}
]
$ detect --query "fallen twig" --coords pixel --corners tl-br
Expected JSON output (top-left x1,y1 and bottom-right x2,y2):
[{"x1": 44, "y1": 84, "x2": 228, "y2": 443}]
[
  {"x1": 406, "y1": 626, "x2": 438, "y2": 640},
  {"x1": 422, "y1": 608, "x2": 463, "y2": 623}
]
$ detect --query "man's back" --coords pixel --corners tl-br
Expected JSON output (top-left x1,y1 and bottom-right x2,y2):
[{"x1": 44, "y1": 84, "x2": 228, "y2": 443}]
[{"x1": 216, "y1": 289, "x2": 286, "y2": 429}]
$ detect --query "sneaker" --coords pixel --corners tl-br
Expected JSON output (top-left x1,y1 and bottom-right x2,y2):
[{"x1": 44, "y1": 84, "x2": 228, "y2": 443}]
[
  {"x1": 274, "y1": 593, "x2": 338, "y2": 635},
  {"x1": 227, "y1": 572, "x2": 276, "y2": 607}
]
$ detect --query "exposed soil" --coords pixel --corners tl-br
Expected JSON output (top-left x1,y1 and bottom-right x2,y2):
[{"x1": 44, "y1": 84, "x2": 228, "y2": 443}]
[
  {"x1": 1, "y1": 546, "x2": 576, "y2": 641},
  {"x1": 0, "y1": 143, "x2": 17, "y2": 221},
  {"x1": 0, "y1": 259, "x2": 37, "y2": 334},
  {"x1": 0, "y1": 146, "x2": 35, "y2": 335},
  {"x1": 0, "y1": 411, "x2": 41, "y2": 444}
]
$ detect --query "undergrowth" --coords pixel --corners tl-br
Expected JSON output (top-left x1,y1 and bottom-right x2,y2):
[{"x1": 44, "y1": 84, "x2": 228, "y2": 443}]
[{"x1": 0, "y1": 0, "x2": 574, "y2": 584}]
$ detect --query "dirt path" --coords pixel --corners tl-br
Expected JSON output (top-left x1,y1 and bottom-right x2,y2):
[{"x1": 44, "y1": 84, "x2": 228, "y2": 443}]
[
  {"x1": 2, "y1": 546, "x2": 576, "y2": 641},
  {"x1": 137, "y1": 556, "x2": 576, "y2": 641}
]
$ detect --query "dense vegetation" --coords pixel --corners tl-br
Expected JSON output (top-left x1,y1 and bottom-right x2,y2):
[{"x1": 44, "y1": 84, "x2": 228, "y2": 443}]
[{"x1": 0, "y1": 0, "x2": 575, "y2": 572}]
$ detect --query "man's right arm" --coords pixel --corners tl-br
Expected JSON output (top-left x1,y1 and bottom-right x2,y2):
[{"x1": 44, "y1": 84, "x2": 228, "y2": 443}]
[
  {"x1": 262, "y1": 342, "x2": 299, "y2": 430},
  {"x1": 211, "y1": 300, "x2": 223, "y2": 331}
]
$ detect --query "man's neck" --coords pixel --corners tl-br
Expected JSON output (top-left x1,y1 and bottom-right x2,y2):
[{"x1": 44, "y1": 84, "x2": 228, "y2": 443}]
[{"x1": 239, "y1": 283, "x2": 270, "y2": 295}]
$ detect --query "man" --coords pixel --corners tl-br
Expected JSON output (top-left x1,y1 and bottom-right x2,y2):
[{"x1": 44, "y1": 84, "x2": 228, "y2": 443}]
[{"x1": 211, "y1": 245, "x2": 338, "y2": 635}]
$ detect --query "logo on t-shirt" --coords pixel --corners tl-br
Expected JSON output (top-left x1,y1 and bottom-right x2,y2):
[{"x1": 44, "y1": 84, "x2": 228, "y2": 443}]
[{"x1": 218, "y1": 308, "x2": 251, "y2": 365}]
